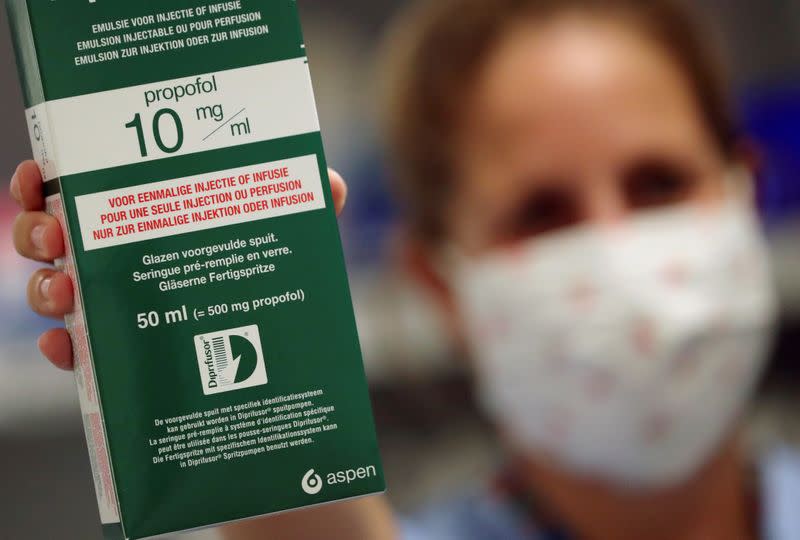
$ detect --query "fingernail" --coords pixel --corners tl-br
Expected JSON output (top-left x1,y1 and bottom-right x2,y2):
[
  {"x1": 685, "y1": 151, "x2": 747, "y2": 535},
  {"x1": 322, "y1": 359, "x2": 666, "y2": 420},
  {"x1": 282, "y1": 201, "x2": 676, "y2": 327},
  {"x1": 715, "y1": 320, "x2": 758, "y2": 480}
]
[
  {"x1": 31, "y1": 224, "x2": 47, "y2": 251},
  {"x1": 9, "y1": 170, "x2": 21, "y2": 201},
  {"x1": 40, "y1": 276, "x2": 52, "y2": 300}
]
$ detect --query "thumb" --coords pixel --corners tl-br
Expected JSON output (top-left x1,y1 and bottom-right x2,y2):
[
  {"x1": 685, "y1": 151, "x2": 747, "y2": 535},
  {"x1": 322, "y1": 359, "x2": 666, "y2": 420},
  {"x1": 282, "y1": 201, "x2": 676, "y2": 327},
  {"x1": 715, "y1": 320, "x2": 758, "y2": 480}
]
[{"x1": 328, "y1": 168, "x2": 348, "y2": 217}]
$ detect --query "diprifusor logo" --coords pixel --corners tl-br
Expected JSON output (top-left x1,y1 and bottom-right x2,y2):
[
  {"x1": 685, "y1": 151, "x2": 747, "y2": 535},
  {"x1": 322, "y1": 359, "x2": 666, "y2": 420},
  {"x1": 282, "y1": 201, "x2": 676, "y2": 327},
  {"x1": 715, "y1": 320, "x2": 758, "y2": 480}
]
[
  {"x1": 301, "y1": 465, "x2": 380, "y2": 495},
  {"x1": 194, "y1": 325, "x2": 267, "y2": 395}
]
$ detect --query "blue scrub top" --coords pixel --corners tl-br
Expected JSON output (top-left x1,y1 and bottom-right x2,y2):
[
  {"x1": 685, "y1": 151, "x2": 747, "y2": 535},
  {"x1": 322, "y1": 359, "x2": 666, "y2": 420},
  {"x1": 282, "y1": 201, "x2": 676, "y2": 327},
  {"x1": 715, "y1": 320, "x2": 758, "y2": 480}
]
[{"x1": 403, "y1": 447, "x2": 800, "y2": 540}]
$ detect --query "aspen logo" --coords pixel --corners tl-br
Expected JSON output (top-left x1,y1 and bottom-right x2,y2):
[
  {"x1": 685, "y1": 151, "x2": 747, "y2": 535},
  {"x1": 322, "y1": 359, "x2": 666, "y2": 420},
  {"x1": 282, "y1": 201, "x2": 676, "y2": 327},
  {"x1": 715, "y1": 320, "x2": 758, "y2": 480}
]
[
  {"x1": 301, "y1": 469, "x2": 323, "y2": 495},
  {"x1": 301, "y1": 465, "x2": 379, "y2": 495},
  {"x1": 194, "y1": 325, "x2": 267, "y2": 395}
]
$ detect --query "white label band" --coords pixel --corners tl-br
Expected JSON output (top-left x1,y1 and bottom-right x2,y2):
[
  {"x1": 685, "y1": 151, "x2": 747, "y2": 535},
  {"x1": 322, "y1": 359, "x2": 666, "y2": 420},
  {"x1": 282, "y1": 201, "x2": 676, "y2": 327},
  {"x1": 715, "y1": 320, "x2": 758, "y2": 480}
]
[
  {"x1": 75, "y1": 154, "x2": 326, "y2": 251},
  {"x1": 28, "y1": 58, "x2": 320, "y2": 180}
]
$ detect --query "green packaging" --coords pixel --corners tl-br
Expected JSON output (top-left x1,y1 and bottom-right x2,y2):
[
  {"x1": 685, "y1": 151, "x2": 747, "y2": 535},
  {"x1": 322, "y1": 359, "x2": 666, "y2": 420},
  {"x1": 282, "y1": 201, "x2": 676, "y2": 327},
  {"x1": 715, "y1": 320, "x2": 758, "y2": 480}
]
[{"x1": 5, "y1": 1, "x2": 385, "y2": 538}]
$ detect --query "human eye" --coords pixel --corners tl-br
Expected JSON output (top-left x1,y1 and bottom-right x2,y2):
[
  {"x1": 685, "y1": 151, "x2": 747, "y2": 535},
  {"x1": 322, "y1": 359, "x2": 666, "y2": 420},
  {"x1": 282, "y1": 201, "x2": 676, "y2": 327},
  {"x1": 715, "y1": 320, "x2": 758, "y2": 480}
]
[
  {"x1": 504, "y1": 184, "x2": 581, "y2": 241},
  {"x1": 623, "y1": 158, "x2": 697, "y2": 209}
]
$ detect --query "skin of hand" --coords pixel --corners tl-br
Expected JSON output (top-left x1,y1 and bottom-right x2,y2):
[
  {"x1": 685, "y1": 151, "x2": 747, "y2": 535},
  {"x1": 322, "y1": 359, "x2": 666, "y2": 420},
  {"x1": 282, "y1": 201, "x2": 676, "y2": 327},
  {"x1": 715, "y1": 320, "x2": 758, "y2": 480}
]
[{"x1": 10, "y1": 159, "x2": 348, "y2": 369}]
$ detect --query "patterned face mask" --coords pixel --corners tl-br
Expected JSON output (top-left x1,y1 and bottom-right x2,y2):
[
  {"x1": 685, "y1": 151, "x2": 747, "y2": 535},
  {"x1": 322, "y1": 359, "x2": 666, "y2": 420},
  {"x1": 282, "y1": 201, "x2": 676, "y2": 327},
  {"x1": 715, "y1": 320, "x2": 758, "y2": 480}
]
[{"x1": 449, "y1": 193, "x2": 778, "y2": 490}]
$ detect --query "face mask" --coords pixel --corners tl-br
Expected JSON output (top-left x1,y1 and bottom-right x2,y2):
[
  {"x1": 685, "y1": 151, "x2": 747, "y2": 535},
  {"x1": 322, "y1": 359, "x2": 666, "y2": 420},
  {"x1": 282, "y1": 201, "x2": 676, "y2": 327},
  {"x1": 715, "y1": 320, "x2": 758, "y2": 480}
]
[{"x1": 449, "y1": 195, "x2": 778, "y2": 490}]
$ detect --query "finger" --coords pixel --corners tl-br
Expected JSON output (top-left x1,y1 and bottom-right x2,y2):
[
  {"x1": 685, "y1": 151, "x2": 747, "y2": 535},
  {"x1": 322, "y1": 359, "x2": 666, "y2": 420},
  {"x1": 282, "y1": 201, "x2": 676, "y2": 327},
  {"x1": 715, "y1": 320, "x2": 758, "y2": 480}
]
[
  {"x1": 13, "y1": 211, "x2": 64, "y2": 262},
  {"x1": 38, "y1": 329, "x2": 74, "y2": 371},
  {"x1": 328, "y1": 168, "x2": 348, "y2": 217},
  {"x1": 10, "y1": 160, "x2": 44, "y2": 211},
  {"x1": 27, "y1": 269, "x2": 74, "y2": 319}
]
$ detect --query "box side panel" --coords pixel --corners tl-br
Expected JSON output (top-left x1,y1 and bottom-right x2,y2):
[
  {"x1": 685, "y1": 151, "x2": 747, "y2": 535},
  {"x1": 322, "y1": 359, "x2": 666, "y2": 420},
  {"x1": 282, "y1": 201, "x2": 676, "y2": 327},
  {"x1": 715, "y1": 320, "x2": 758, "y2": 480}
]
[
  {"x1": 103, "y1": 523, "x2": 126, "y2": 540},
  {"x1": 46, "y1": 194, "x2": 123, "y2": 529},
  {"x1": 7, "y1": 0, "x2": 125, "y2": 534},
  {"x1": 4, "y1": 0, "x2": 44, "y2": 106},
  {"x1": 7, "y1": 0, "x2": 56, "y2": 179}
]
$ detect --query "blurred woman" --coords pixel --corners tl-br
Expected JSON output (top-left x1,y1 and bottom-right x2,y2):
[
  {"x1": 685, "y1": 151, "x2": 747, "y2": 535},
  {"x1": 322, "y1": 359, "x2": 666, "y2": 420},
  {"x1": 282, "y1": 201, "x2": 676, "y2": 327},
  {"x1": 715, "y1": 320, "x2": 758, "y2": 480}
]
[{"x1": 11, "y1": 0, "x2": 800, "y2": 538}]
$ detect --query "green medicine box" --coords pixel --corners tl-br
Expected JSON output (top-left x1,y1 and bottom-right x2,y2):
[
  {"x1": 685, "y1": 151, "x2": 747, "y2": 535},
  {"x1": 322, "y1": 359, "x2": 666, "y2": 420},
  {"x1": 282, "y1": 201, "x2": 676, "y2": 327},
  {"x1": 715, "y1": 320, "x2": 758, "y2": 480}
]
[{"x1": 5, "y1": 1, "x2": 385, "y2": 538}]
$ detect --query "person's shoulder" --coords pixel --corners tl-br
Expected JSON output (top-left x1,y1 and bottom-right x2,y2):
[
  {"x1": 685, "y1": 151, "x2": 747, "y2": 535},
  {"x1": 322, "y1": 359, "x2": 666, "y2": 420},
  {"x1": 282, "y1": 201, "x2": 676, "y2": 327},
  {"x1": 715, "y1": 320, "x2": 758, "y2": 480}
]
[
  {"x1": 760, "y1": 444, "x2": 800, "y2": 493},
  {"x1": 759, "y1": 445, "x2": 800, "y2": 540},
  {"x1": 400, "y1": 489, "x2": 540, "y2": 540}
]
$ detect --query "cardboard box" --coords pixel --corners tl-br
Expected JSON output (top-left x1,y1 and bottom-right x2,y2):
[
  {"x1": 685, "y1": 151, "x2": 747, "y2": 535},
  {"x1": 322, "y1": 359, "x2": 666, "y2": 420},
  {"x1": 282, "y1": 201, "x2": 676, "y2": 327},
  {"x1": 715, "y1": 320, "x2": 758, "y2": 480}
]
[{"x1": 6, "y1": 1, "x2": 385, "y2": 538}]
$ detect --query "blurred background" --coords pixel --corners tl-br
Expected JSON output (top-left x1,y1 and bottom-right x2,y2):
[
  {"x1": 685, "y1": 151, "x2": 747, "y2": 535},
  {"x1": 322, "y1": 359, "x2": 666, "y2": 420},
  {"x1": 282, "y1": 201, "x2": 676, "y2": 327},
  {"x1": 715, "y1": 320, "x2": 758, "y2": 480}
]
[{"x1": 1, "y1": 1, "x2": 799, "y2": 538}]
